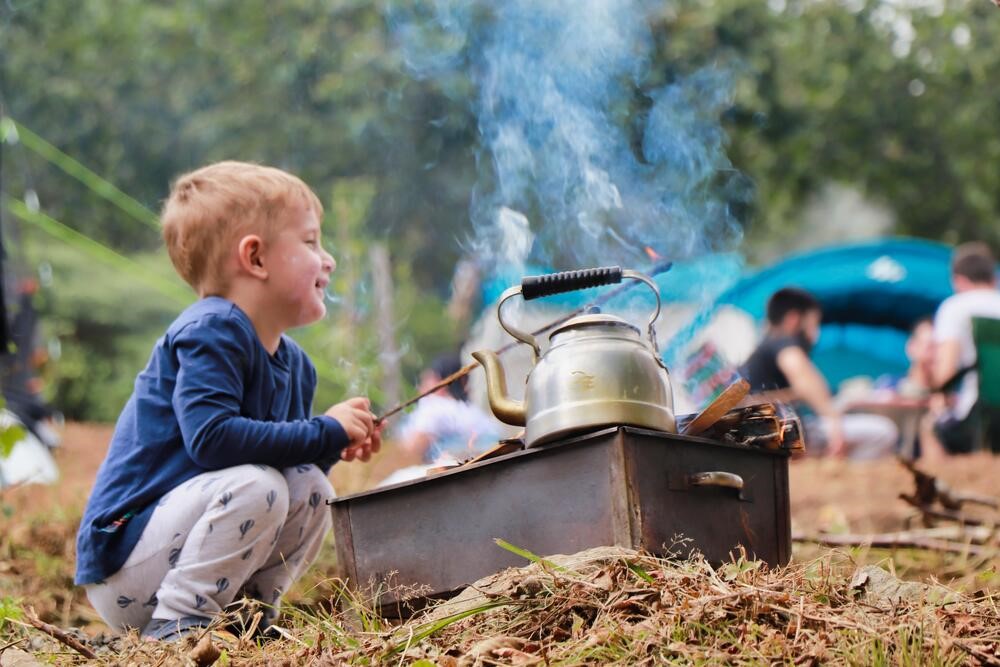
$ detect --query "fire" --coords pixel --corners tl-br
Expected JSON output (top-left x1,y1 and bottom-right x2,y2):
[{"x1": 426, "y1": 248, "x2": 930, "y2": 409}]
[{"x1": 644, "y1": 246, "x2": 662, "y2": 261}]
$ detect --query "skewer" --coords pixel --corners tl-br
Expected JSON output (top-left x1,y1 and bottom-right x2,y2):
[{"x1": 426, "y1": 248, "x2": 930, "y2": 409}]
[{"x1": 374, "y1": 260, "x2": 674, "y2": 424}]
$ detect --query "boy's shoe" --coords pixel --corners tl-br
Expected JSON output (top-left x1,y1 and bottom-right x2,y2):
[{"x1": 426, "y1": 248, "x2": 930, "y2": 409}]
[{"x1": 141, "y1": 615, "x2": 238, "y2": 647}]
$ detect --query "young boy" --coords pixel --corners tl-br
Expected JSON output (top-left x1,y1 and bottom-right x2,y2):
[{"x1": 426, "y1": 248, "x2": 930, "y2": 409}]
[{"x1": 74, "y1": 161, "x2": 380, "y2": 640}]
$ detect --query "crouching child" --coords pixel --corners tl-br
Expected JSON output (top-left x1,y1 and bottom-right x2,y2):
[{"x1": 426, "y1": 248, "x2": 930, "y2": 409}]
[{"x1": 74, "y1": 161, "x2": 381, "y2": 641}]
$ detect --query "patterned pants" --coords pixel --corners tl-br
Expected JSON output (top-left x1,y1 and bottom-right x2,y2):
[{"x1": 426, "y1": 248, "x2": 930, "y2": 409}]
[{"x1": 85, "y1": 463, "x2": 333, "y2": 632}]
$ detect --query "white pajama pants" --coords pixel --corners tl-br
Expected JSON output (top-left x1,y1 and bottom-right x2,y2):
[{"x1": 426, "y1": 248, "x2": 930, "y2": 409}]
[{"x1": 85, "y1": 463, "x2": 333, "y2": 632}]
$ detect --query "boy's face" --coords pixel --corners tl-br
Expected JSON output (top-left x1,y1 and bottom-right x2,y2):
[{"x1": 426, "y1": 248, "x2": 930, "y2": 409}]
[{"x1": 262, "y1": 203, "x2": 335, "y2": 330}]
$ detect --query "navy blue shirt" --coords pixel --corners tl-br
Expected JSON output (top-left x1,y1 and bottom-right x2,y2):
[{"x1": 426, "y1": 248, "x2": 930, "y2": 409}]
[{"x1": 75, "y1": 297, "x2": 349, "y2": 585}]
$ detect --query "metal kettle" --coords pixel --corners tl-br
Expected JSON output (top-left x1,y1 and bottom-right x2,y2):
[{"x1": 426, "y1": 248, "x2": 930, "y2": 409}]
[{"x1": 473, "y1": 266, "x2": 675, "y2": 448}]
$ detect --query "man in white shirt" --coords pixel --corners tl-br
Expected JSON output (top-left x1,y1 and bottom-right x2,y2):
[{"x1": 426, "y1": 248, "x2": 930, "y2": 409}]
[{"x1": 922, "y1": 242, "x2": 1000, "y2": 459}]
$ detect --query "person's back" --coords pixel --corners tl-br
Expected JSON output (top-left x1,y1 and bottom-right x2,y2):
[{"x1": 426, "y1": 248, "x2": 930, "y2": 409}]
[
  {"x1": 934, "y1": 288, "x2": 1000, "y2": 418},
  {"x1": 923, "y1": 242, "x2": 1000, "y2": 458},
  {"x1": 75, "y1": 161, "x2": 381, "y2": 641},
  {"x1": 740, "y1": 334, "x2": 803, "y2": 393}
]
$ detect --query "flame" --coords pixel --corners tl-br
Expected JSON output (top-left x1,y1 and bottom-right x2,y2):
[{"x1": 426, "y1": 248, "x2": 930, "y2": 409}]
[{"x1": 644, "y1": 246, "x2": 661, "y2": 261}]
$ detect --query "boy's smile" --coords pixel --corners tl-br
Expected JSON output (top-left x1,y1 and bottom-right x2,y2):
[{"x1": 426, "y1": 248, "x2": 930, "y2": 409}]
[{"x1": 262, "y1": 203, "x2": 335, "y2": 332}]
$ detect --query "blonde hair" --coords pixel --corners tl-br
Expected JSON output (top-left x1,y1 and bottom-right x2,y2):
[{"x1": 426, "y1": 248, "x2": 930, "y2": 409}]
[{"x1": 161, "y1": 161, "x2": 323, "y2": 293}]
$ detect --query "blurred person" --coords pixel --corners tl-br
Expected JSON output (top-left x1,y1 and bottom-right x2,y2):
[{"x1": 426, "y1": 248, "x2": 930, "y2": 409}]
[
  {"x1": 921, "y1": 242, "x2": 1000, "y2": 460},
  {"x1": 871, "y1": 318, "x2": 935, "y2": 400},
  {"x1": 739, "y1": 287, "x2": 898, "y2": 460},
  {"x1": 0, "y1": 277, "x2": 60, "y2": 448},
  {"x1": 75, "y1": 162, "x2": 382, "y2": 642},
  {"x1": 380, "y1": 353, "x2": 501, "y2": 486}
]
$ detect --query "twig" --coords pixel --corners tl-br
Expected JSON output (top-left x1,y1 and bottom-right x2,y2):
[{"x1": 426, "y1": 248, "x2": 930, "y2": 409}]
[
  {"x1": 22, "y1": 606, "x2": 97, "y2": 660},
  {"x1": 375, "y1": 261, "x2": 673, "y2": 423},
  {"x1": 899, "y1": 495, "x2": 995, "y2": 527},
  {"x1": 0, "y1": 637, "x2": 26, "y2": 653},
  {"x1": 952, "y1": 638, "x2": 1000, "y2": 667},
  {"x1": 900, "y1": 459, "x2": 1000, "y2": 510},
  {"x1": 794, "y1": 531, "x2": 998, "y2": 556}
]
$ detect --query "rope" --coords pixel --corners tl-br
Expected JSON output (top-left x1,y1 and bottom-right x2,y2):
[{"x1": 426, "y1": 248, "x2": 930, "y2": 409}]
[
  {"x1": 5, "y1": 118, "x2": 160, "y2": 230},
  {"x1": 3, "y1": 196, "x2": 192, "y2": 305}
]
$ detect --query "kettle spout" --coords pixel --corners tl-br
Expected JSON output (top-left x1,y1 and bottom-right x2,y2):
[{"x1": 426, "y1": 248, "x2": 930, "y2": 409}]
[{"x1": 472, "y1": 350, "x2": 527, "y2": 426}]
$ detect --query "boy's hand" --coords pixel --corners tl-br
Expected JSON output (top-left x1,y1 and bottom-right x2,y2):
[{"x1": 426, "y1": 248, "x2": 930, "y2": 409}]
[
  {"x1": 341, "y1": 422, "x2": 383, "y2": 463},
  {"x1": 325, "y1": 397, "x2": 374, "y2": 445}
]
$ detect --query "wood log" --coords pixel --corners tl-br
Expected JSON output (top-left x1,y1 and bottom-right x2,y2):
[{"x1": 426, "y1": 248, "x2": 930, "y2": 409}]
[
  {"x1": 682, "y1": 402, "x2": 804, "y2": 452},
  {"x1": 681, "y1": 379, "x2": 750, "y2": 436}
]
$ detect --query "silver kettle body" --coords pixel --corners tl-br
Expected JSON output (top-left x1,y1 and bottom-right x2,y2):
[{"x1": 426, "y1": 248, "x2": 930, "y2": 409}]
[{"x1": 473, "y1": 267, "x2": 676, "y2": 447}]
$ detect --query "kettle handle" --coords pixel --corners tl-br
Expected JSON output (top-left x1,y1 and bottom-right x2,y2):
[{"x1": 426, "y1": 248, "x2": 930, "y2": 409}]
[{"x1": 497, "y1": 266, "x2": 664, "y2": 358}]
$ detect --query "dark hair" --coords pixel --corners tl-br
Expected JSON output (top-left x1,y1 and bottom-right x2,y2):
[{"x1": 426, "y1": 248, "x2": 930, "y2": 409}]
[
  {"x1": 766, "y1": 287, "x2": 821, "y2": 326},
  {"x1": 431, "y1": 353, "x2": 466, "y2": 401},
  {"x1": 952, "y1": 242, "x2": 996, "y2": 284},
  {"x1": 910, "y1": 316, "x2": 933, "y2": 334}
]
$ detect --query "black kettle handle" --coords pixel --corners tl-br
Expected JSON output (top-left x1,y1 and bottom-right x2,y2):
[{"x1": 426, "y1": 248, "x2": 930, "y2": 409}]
[{"x1": 521, "y1": 266, "x2": 623, "y2": 301}]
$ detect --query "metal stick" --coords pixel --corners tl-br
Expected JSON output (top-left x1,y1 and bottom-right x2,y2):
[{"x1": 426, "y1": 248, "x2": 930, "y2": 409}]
[{"x1": 374, "y1": 261, "x2": 674, "y2": 424}]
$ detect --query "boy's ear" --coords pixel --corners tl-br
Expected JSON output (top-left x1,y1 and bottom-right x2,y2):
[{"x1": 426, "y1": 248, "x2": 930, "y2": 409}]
[{"x1": 237, "y1": 235, "x2": 268, "y2": 279}]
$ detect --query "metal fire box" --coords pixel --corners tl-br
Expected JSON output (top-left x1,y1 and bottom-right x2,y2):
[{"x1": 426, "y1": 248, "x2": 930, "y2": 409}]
[{"x1": 331, "y1": 426, "x2": 791, "y2": 611}]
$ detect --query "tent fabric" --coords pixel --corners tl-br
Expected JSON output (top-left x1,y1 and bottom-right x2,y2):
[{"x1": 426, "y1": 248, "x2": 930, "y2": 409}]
[
  {"x1": 717, "y1": 238, "x2": 953, "y2": 330},
  {"x1": 715, "y1": 238, "x2": 954, "y2": 388}
]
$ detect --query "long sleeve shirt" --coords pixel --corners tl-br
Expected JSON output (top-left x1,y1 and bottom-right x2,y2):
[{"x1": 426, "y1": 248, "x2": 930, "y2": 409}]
[{"x1": 75, "y1": 297, "x2": 348, "y2": 585}]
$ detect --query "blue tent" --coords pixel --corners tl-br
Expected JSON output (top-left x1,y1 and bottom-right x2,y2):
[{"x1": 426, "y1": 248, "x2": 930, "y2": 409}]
[{"x1": 716, "y1": 238, "x2": 954, "y2": 388}]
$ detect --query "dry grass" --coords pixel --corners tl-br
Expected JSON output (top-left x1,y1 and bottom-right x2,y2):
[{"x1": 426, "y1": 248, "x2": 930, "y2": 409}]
[{"x1": 2, "y1": 424, "x2": 1000, "y2": 665}]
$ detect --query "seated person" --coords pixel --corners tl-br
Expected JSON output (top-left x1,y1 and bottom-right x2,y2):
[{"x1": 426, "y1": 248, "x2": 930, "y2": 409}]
[
  {"x1": 871, "y1": 317, "x2": 935, "y2": 400},
  {"x1": 921, "y1": 242, "x2": 1000, "y2": 459},
  {"x1": 739, "y1": 287, "x2": 897, "y2": 460},
  {"x1": 380, "y1": 354, "x2": 501, "y2": 485}
]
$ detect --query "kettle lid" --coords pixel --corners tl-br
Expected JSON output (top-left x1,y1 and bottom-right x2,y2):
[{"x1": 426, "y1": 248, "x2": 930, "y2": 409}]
[{"x1": 549, "y1": 313, "x2": 640, "y2": 339}]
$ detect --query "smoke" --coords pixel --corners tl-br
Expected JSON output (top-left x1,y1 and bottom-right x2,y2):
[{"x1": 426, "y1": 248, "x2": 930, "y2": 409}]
[{"x1": 389, "y1": 0, "x2": 746, "y2": 275}]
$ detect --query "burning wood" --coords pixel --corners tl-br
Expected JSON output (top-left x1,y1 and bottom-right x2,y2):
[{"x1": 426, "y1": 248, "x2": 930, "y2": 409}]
[
  {"x1": 679, "y1": 401, "x2": 804, "y2": 452},
  {"x1": 680, "y1": 378, "x2": 750, "y2": 436}
]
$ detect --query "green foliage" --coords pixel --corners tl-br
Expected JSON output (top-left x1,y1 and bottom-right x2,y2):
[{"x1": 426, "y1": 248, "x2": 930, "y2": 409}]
[
  {"x1": 0, "y1": 596, "x2": 24, "y2": 634},
  {"x1": 0, "y1": 396, "x2": 27, "y2": 459},
  {"x1": 20, "y1": 230, "x2": 185, "y2": 421},
  {"x1": 0, "y1": 422, "x2": 25, "y2": 460},
  {"x1": 2, "y1": 0, "x2": 1000, "y2": 419}
]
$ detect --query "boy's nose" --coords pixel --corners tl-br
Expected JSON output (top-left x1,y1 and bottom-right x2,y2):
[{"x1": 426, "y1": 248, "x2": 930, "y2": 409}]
[{"x1": 324, "y1": 252, "x2": 336, "y2": 274}]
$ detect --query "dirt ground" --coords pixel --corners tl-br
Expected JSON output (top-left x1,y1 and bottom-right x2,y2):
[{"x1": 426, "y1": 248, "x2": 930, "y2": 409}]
[{"x1": 10, "y1": 422, "x2": 999, "y2": 532}]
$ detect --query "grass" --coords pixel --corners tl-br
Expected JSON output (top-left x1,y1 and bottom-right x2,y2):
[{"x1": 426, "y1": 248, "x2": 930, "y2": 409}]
[{"x1": 3, "y1": 442, "x2": 1000, "y2": 665}]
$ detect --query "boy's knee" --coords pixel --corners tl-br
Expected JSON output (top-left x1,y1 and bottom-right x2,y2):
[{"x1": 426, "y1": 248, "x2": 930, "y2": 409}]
[
  {"x1": 228, "y1": 464, "x2": 291, "y2": 515},
  {"x1": 284, "y1": 464, "x2": 335, "y2": 506}
]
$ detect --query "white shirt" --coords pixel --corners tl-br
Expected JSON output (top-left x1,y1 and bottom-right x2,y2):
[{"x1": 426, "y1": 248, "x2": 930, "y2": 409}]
[
  {"x1": 933, "y1": 288, "x2": 1000, "y2": 418},
  {"x1": 398, "y1": 394, "x2": 502, "y2": 463}
]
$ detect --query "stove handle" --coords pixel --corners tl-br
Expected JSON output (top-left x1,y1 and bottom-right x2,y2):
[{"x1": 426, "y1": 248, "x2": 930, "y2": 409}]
[
  {"x1": 688, "y1": 471, "x2": 743, "y2": 490},
  {"x1": 687, "y1": 471, "x2": 749, "y2": 501}
]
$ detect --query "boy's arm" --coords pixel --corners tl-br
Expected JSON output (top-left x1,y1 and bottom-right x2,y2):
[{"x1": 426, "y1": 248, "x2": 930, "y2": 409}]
[{"x1": 172, "y1": 320, "x2": 351, "y2": 469}]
